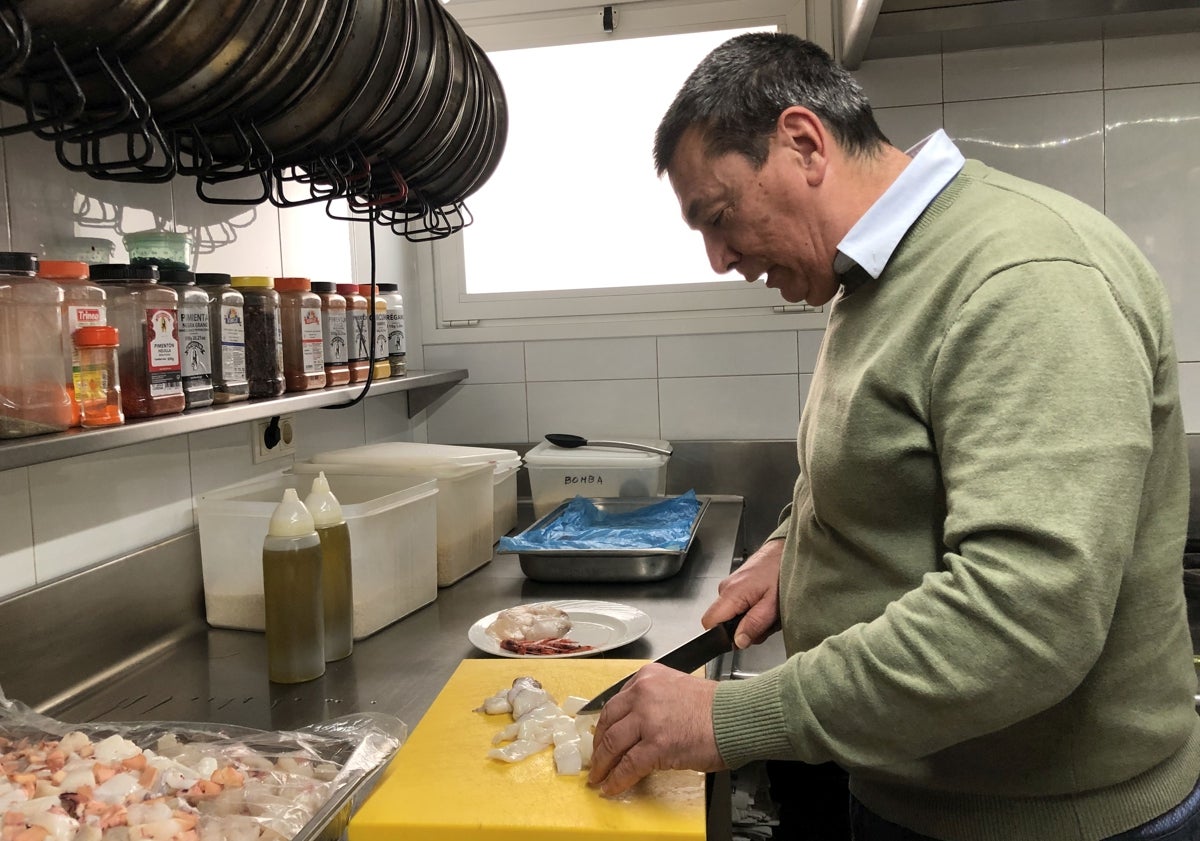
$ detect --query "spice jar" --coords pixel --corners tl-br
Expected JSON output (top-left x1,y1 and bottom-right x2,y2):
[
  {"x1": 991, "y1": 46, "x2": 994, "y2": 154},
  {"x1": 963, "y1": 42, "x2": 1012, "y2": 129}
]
[
  {"x1": 312, "y1": 282, "x2": 350, "y2": 387},
  {"x1": 39, "y1": 260, "x2": 106, "y2": 427},
  {"x1": 231, "y1": 276, "x2": 285, "y2": 399},
  {"x1": 274, "y1": 277, "x2": 326, "y2": 392},
  {"x1": 375, "y1": 282, "x2": 406, "y2": 377},
  {"x1": 196, "y1": 273, "x2": 249, "y2": 403},
  {"x1": 337, "y1": 283, "x2": 370, "y2": 384},
  {"x1": 89, "y1": 264, "x2": 185, "y2": 419},
  {"x1": 73, "y1": 325, "x2": 124, "y2": 427},
  {"x1": 358, "y1": 283, "x2": 391, "y2": 380},
  {"x1": 0, "y1": 253, "x2": 73, "y2": 438},
  {"x1": 159, "y1": 269, "x2": 214, "y2": 409}
]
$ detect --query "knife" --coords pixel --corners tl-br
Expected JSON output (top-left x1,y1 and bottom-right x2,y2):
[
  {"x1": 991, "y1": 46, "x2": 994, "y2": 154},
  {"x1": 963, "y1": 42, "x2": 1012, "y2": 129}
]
[{"x1": 577, "y1": 614, "x2": 745, "y2": 714}]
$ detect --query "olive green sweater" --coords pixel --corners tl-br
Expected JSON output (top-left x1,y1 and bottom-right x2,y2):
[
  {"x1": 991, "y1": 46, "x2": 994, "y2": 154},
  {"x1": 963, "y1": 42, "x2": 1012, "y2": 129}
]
[{"x1": 713, "y1": 160, "x2": 1200, "y2": 840}]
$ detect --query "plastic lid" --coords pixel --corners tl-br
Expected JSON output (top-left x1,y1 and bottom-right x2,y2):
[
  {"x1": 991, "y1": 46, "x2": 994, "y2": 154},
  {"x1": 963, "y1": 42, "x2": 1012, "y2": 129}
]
[
  {"x1": 304, "y1": 471, "x2": 345, "y2": 526},
  {"x1": 158, "y1": 268, "x2": 196, "y2": 285},
  {"x1": 524, "y1": 439, "x2": 672, "y2": 466},
  {"x1": 311, "y1": 281, "x2": 338, "y2": 293},
  {"x1": 231, "y1": 275, "x2": 274, "y2": 288},
  {"x1": 336, "y1": 283, "x2": 363, "y2": 297},
  {"x1": 267, "y1": 488, "x2": 315, "y2": 538},
  {"x1": 196, "y1": 272, "x2": 232, "y2": 286},
  {"x1": 0, "y1": 252, "x2": 38, "y2": 275},
  {"x1": 38, "y1": 260, "x2": 89, "y2": 280},
  {"x1": 314, "y1": 443, "x2": 520, "y2": 469},
  {"x1": 376, "y1": 283, "x2": 399, "y2": 292},
  {"x1": 90, "y1": 263, "x2": 159, "y2": 282},
  {"x1": 73, "y1": 325, "x2": 119, "y2": 347},
  {"x1": 356, "y1": 284, "x2": 375, "y2": 296},
  {"x1": 274, "y1": 276, "x2": 312, "y2": 292}
]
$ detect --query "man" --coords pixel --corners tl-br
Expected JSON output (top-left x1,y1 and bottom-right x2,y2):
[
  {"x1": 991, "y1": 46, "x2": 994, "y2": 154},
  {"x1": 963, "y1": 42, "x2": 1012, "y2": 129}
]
[{"x1": 586, "y1": 31, "x2": 1200, "y2": 841}]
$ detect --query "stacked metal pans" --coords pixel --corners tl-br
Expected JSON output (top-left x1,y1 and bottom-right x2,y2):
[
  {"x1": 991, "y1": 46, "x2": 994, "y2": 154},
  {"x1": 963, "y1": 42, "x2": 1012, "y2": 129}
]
[{"x1": 0, "y1": 0, "x2": 507, "y2": 239}]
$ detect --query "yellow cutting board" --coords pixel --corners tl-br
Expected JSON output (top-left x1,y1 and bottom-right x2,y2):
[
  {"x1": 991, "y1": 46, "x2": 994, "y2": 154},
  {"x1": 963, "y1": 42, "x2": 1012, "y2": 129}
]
[{"x1": 349, "y1": 659, "x2": 705, "y2": 841}]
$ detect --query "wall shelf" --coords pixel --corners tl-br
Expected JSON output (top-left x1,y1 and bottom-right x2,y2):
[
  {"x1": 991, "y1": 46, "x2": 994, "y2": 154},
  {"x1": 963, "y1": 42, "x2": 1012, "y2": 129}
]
[{"x1": 0, "y1": 368, "x2": 467, "y2": 472}]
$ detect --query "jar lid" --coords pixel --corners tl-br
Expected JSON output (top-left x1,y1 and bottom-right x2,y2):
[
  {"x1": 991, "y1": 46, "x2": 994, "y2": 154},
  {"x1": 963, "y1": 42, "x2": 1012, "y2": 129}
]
[
  {"x1": 273, "y1": 276, "x2": 311, "y2": 291},
  {"x1": 38, "y1": 260, "x2": 89, "y2": 280},
  {"x1": 356, "y1": 284, "x2": 375, "y2": 296},
  {"x1": 74, "y1": 325, "x2": 119, "y2": 347},
  {"x1": 89, "y1": 263, "x2": 159, "y2": 282},
  {"x1": 311, "y1": 281, "x2": 338, "y2": 293},
  {"x1": 376, "y1": 282, "x2": 399, "y2": 292},
  {"x1": 158, "y1": 268, "x2": 196, "y2": 285},
  {"x1": 0, "y1": 252, "x2": 39, "y2": 275},
  {"x1": 196, "y1": 272, "x2": 232, "y2": 286},
  {"x1": 335, "y1": 283, "x2": 362, "y2": 296},
  {"x1": 231, "y1": 275, "x2": 274, "y2": 288}
]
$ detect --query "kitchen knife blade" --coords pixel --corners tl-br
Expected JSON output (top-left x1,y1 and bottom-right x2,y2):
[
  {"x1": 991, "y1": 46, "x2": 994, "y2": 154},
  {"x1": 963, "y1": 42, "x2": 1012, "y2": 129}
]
[{"x1": 577, "y1": 614, "x2": 744, "y2": 714}]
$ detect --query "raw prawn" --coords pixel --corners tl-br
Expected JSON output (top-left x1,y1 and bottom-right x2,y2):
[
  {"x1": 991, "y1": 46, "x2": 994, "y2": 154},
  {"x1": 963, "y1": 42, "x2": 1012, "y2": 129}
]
[
  {"x1": 499, "y1": 638, "x2": 594, "y2": 656},
  {"x1": 486, "y1": 604, "x2": 572, "y2": 644}
]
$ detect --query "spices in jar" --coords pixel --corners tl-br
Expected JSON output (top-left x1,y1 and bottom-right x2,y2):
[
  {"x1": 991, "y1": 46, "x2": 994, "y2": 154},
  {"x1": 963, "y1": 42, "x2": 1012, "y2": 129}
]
[
  {"x1": 0, "y1": 253, "x2": 73, "y2": 438},
  {"x1": 159, "y1": 269, "x2": 214, "y2": 409},
  {"x1": 312, "y1": 282, "x2": 350, "y2": 387},
  {"x1": 73, "y1": 325, "x2": 124, "y2": 427},
  {"x1": 39, "y1": 260, "x2": 106, "y2": 427},
  {"x1": 274, "y1": 277, "x2": 326, "y2": 392},
  {"x1": 89, "y1": 264, "x2": 185, "y2": 419},
  {"x1": 357, "y1": 283, "x2": 390, "y2": 380},
  {"x1": 231, "y1": 276, "x2": 285, "y2": 399},
  {"x1": 196, "y1": 273, "x2": 249, "y2": 403},
  {"x1": 336, "y1": 283, "x2": 370, "y2": 383},
  {"x1": 375, "y1": 282, "x2": 406, "y2": 377}
]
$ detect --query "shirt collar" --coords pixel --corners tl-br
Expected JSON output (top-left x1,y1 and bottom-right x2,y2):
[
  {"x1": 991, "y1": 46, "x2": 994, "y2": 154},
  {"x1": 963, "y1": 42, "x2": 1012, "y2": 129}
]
[{"x1": 832, "y1": 129, "x2": 965, "y2": 280}]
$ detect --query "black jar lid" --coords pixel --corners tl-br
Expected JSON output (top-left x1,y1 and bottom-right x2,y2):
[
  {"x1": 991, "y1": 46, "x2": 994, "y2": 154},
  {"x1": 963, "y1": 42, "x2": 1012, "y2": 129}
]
[
  {"x1": 89, "y1": 263, "x2": 159, "y2": 282},
  {"x1": 0, "y1": 252, "x2": 39, "y2": 275},
  {"x1": 158, "y1": 268, "x2": 196, "y2": 285},
  {"x1": 375, "y1": 282, "x2": 399, "y2": 292},
  {"x1": 195, "y1": 272, "x2": 232, "y2": 286},
  {"x1": 311, "y1": 281, "x2": 338, "y2": 292}
]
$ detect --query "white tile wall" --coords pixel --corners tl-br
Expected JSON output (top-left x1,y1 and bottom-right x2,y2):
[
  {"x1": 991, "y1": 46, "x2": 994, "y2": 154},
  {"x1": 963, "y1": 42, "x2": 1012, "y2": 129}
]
[
  {"x1": 942, "y1": 41, "x2": 1102, "y2": 101},
  {"x1": 424, "y1": 342, "x2": 525, "y2": 383},
  {"x1": 659, "y1": 375, "x2": 801, "y2": 440},
  {"x1": 525, "y1": 337, "x2": 657, "y2": 382},
  {"x1": 426, "y1": 383, "x2": 529, "y2": 443},
  {"x1": 658, "y1": 332, "x2": 798, "y2": 378},
  {"x1": 527, "y1": 379, "x2": 660, "y2": 440}
]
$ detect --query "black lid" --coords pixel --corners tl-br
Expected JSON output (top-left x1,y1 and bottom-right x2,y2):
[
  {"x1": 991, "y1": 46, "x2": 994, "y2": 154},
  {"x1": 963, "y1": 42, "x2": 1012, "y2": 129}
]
[
  {"x1": 375, "y1": 282, "x2": 399, "y2": 291},
  {"x1": 0, "y1": 252, "x2": 39, "y2": 274},
  {"x1": 158, "y1": 268, "x2": 196, "y2": 285},
  {"x1": 311, "y1": 281, "x2": 338, "y2": 292},
  {"x1": 195, "y1": 272, "x2": 232, "y2": 286},
  {"x1": 90, "y1": 263, "x2": 159, "y2": 282}
]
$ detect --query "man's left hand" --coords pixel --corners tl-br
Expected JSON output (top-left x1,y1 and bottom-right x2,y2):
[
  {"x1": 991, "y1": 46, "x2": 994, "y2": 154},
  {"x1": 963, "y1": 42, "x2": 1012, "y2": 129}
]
[{"x1": 587, "y1": 663, "x2": 728, "y2": 796}]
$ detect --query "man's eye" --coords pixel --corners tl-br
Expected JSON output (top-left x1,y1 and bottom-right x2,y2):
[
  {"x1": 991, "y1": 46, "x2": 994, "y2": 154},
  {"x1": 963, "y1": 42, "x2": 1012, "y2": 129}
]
[{"x1": 712, "y1": 207, "x2": 731, "y2": 227}]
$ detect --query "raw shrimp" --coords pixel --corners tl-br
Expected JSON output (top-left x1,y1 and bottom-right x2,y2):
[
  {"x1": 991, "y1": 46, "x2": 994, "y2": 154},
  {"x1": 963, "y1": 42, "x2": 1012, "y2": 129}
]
[{"x1": 485, "y1": 604, "x2": 572, "y2": 644}]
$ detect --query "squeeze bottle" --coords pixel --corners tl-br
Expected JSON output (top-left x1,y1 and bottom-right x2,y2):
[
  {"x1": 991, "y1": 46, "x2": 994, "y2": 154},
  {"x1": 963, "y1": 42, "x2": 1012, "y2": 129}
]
[
  {"x1": 262, "y1": 488, "x2": 325, "y2": 683},
  {"x1": 305, "y1": 472, "x2": 354, "y2": 661}
]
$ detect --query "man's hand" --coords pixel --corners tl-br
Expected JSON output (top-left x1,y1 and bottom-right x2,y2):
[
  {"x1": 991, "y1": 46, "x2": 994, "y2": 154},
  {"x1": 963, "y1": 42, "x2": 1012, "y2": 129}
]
[
  {"x1": 701, "y1": 538, "x2": 783, "y2": 649},
  {"x1": 586, "y1": 664, "x2": 727, "y2": 796}
]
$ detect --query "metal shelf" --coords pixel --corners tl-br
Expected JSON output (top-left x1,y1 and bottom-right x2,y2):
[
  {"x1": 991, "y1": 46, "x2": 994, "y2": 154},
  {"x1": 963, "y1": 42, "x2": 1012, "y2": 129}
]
[{"x1": 0, "y1": 369, "x2": 467, "y2": 472}]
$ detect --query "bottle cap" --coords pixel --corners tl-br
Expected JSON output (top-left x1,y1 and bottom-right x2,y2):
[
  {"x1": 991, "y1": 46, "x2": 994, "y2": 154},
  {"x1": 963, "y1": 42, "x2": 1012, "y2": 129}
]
[
  {"x1": 311, "y1": 281, "x2": 338, "y2": 293},
  {"x1": 73, "y1": 325, "x2": 119, "y2": 347},
  {"x1": 196, "y1": 273, "x2": 233, "y2": 286},
  {"x1": 231, "y1": 275, "x2": 274, "y2": 288},
  {"x1": 38, "y1": 260, "x2": 89, "y2": 280},
  {"x1": 336, "y1": 283, "x2": 362, "y2": 297},
  {"x1": 267, "y1": 488, "x2": 316, "y2": 538},
  {"x1": 304, "y1": 471, "x2": 345, "y2": 527},
  {"x1": 158, "y1": 268, "x2": 197, "y2": 286},
  {"x1": 274, "y1": 276, "x2": 312, "y2": 292},
  {"x1": 0, "y1": 252, "x2": 39, "y2": 276},
  {"x1": 375, "y1": 283, "x2": 399, "y2": 292}
]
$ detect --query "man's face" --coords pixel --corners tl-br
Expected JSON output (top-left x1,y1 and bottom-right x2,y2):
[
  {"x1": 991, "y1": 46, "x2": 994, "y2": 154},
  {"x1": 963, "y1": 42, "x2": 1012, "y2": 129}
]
[{"x1": 667, "y1": 127, "x2": 840, "y2": 306}]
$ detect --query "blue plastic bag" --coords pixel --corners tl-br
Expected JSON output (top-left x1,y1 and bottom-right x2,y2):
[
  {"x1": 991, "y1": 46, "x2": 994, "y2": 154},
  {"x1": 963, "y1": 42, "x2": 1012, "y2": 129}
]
[{"x1": 498, "y1": 490, "x2": 702, "y2": 552}]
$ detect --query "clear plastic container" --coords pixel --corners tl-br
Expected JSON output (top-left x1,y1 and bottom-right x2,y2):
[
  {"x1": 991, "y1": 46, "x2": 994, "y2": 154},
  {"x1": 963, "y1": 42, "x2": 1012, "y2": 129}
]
[
  {"x1": 89, "y1": 264, "x2": 185, "y2": 419},
  {"x1": 524, "y1": 438, "x2": 672, "y2": 517},
  {"x1": 73, "y1": 325, "x2": 124, "y2": 428},
  {"x1": 48, "y1": 237, "x2": 115, "y2": 265},
  {"x1": 39, "y1": 260, "x2": 106, "y2": 427},
  {"x1": 231, "y1": 276, "x2": 285, "y2": 398},
  {"x1": 123, "y1": 230, "x2": 193, "y2": 271},
  {"x1": 375, "y1": 283, "x2": 405, "y2": 377},
  {"x1": 337, "y1": 283, "x2": 371, "y2": 383},
  {"x1": 274, "y1": 277, "x2": 326, "y2": 392},
  {"x1": 159, "y1": 269, "x2": 214, "y2": 409},
  {"x1": 196, "y1": 273, "x2": 249, "y2": 404},
  {"x1": 358, "y1": 284, "x2": 390, "y2": 380},
  {"x1": 0, "y1": 253, "x2": 73, "y2": 438},
  {"x1": 311, "y1": 282, "x2": 350, "y2": 387}
]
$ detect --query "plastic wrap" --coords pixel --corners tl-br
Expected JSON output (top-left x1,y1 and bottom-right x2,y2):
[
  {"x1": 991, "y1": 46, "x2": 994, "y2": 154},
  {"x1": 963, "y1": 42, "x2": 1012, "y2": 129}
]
[
  {"x1": 498, "y1": 490, "x2": 702, "y2": 552},
  {"x1": 0, "y1": 686, "x2": 405, "y2": 841}
]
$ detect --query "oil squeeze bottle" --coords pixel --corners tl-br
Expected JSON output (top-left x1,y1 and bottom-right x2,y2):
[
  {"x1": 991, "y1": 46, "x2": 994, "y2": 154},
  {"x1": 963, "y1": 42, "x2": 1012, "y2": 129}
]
[
  {"x1": 262, "y1": 488, "x2": 325, "y2": 683},
  {"x1": 305, "y1": 472, "x2": 354, "y2": 661}
]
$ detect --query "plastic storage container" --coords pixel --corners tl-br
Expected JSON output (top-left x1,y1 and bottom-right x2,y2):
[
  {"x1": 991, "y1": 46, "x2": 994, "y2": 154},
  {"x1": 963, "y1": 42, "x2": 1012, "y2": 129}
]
[
  {"x1": 196, "y1": 273, "x2": 249, "y2": 403},
  {"x1": 275, "y1": 277, "x2": 326, "y2": 392},
  {"x1": 72, "y1": 325, "x2": 124, "y2": 427},
  {"x1": 231, "y1": 276, "x2": 285, "y2": 398},
  {"x1": 524, "y1": 438, "x2": 672, "y2": 517},
  {"x1": 198, "y1": 474, "x2": 438, "y2": 639},
  {"x1": 312, "y1": 281, "x2": 350, "y2": 387},
  {"x1": 337, "y1": 283, "x2": 370, "y2": 383},
  {"x1": 493, "y1": 458, "x2": 521, "y2": 543},
  {"x1": 298, "y1": 443, "x2": 512, "y2": 587},
  {"x1": 375, "y1": 282, "x2": 405, "y2": 376},
  {"x1": 39, "y1": 260, "x2": 105, "y2": 427},
  {"x1": 158, "y1": 269, "x2": 214, "y2": 409},
  {"x1": 123, "y1": 230, "x2": 193, "y2": 270},
  {"x1": 358, "y1": 285, "x2": 390, "y2": 380}
]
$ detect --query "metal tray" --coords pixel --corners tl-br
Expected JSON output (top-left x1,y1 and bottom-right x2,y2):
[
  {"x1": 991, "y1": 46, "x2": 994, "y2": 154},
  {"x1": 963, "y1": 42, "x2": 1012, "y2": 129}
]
[{"x1": 501, "y1": 495, "x2": 710, "y2": 583}]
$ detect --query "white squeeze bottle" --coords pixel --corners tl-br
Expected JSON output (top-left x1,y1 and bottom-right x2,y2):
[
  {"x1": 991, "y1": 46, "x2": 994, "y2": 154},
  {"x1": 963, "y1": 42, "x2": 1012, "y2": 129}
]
[
  {"x1": 305, "y1": 472, "x2": 354, "y2": 661},
  {"x1": 262, "y1": 488, "x2": 325, "y2": 683}
]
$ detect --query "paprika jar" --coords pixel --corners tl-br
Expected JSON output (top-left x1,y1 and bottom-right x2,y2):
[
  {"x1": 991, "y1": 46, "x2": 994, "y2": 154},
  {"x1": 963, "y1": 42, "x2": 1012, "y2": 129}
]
[
  {"x1": 336, "y1": 283, "x2": 370, "y2": 384},
  {"x1": 196, "y1": 273, "x2": 249, "y2": 404},
  {"x1": 231, "y1": 276, "x2": 285, "y2": 399},
  {"x1": 159, "y1": 269, "x2": 214, "y2": 409},
  {"x1": 39, "y1": 259, "x2": 105, "y2": 427},
  {"x1": 73, "y1": 325, "x2": 124, "y2": 428},
  {"x1": 89, "y1": 264, "x2": 185, "y2": 419},
  {"x1": 274, "y1": 277, "x2": 326, "y2": 392},
  {"x1": 312, "y1": 282, "x2": 349, "y2": 387},
  {"x1": 358, "y1": 283, "x2": 390, "y2": 380}
]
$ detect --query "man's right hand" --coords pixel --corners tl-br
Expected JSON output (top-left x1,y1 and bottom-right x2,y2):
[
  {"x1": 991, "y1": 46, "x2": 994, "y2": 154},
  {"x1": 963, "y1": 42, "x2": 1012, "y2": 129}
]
[{"x1": 700, "y1": 538, "x2": 783, "y2": 649}]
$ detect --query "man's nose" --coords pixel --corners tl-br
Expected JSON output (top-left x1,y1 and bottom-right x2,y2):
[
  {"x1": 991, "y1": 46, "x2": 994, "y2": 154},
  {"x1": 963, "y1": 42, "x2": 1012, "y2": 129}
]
[{"x1": 704, "y1": 233, "x2": 738, "y2": 275}]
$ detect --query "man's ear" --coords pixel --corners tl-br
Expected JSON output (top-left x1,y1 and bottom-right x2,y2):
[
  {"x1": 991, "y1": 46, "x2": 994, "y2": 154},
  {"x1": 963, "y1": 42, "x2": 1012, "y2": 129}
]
[{"x1": 777, "y1": 106, "x2": 828, "y2": 186}]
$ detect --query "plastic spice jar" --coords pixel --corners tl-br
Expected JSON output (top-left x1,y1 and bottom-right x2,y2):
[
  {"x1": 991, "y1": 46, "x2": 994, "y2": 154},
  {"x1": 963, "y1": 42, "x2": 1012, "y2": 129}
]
[
  {"x1": 123, "y1": 230, "x2": 193, "y2": 271},
  {"x1": 196, "y1": 273, "x2": 249, "y2": 403},
  {"x1": 311, "y1": 282, "x2": 350, "y2": 387},
  {"x1": 274, "y1": 277, "x2": 326, "y2": 392},
  {"x1": 89, "y1": 264, "x2": 185, "y2": 419},
  {"x1": 159, "y1": 269, "x2": 214, "y2": 409},
  {"x1": 73, "y1": 325, "x2": 124, "y2": 427},
  {"x1": 0, "y1": 253, "x2": 73, "y2": 438},
  {"x1": 39, "y1": 260, "x2": 106, "y2": 427},
  {"x1": 336, "y1": 283, "x2": 370, "y2": 384},
  {"x1": 231, "y1": 276, "x2": 285, "y2": 399},
  {"x1": 375, "y1": 282, "x2": 406, "y2": 377},
  {"x1": 357, "y1": 284, "x2": 391, "y2": 380}
]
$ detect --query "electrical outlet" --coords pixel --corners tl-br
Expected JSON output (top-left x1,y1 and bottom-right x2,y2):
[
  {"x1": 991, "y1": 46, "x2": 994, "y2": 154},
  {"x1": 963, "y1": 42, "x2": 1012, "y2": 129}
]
[{"x1": 251, "y1": 414, "x2": 297, "y2": 464}]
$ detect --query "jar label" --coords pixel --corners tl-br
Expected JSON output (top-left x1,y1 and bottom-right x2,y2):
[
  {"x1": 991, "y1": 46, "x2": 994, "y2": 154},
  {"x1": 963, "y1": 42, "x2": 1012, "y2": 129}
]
[
  {"x1": 67, "y1": 305, "x2": 106, "y2": 331},
  {"x1": 145, "y1": 307, "x2": 183, "y2": 397},
  {"x1": 386, "y1": 311, "x2": 406, "y2": 357},
  {"x1": 350, "y1": 312, "x2": 370, "y2": 363},
  {"x1": 300, "y1": 307, "x2": 324, "y2": 373},
  {"x1": 220, "y1": 304, "x2": 247, "y2": 380},
  {"x1": 179, "y1": 305, "x2": 212, "y2": 377},
  {"x1": 76, "y1": 362, "x2": 109, "y2": 401},
  {"x1": 373, "y1": 313, "x2": 388, "y2": 361},
  {"x1": 274, "y1": 316, "x2": 284, "y2": 372},
  {"x1": 324, "y1": 310, "x2": 348, "y2": 364}
]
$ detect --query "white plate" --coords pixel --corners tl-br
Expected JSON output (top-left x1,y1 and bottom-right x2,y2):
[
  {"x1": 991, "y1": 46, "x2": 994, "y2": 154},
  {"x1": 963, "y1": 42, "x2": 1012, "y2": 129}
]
[{"x1": 468, "y1": 599, "x2": 652, "y2": 659}]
